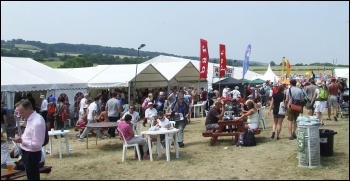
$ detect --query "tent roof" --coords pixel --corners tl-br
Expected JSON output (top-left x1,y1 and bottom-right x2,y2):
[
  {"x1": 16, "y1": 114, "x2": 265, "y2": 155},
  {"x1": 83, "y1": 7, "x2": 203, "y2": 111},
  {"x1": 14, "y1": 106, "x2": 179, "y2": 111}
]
[
  {"x1": 1, "y1": 57, "x2": 87, "y2": 92},
  {"x1": 88, "y1": 64, "x2": 168, "y2": 88},
  {"x1": 142, "y1": 60, "x2": 205, "y2": 83},
  {"x1": 257, "y1": 64, "x2": 278, "y2": 83},
  {"x1": 212, "y1": 77, "x2": 242, "y2": 86},
  {"x1": 55, "y1": 65, "x2": 110, "y2": 83},
  {"x1": 142, "y1": 55, "x2": 262, "y2": 83},
  {"x1": 334, "y1": 68, "x2": 349, "y2": 79}
]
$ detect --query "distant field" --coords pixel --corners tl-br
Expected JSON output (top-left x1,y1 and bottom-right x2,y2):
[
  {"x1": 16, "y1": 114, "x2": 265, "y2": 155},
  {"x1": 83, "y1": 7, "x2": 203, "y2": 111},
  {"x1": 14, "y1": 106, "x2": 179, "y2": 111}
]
[
  {"x1": 56, "y1": 52, "x2": 81, "y2": 57},
  {"x1": 42, "y1": 61, "x2": 64, "y2": 68},
  {"x1": 249, "y1": 65, "x2": 335, "y2": 76},
  {"x1": 14, "y1": 44, "x2": 42, "y2": 50}
]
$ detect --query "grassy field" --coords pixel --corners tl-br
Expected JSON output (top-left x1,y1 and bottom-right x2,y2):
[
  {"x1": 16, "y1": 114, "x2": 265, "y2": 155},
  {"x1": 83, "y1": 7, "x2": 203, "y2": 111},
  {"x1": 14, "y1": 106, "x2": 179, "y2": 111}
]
[
  {"x1": 10, "y1": 109, "x2": 348, "y2": 180},
  {"x1": 14, "y1": 44, "x2": 42, "y2": 50},
  {"x1": 42, "y1": 61, "x2": 65, "y2": 68}
]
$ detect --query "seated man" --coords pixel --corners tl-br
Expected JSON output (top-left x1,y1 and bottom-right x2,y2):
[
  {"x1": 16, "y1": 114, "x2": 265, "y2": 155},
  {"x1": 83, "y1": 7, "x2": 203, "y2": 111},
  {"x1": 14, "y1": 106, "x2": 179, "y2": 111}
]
[
  {"x1": 10, "y1": 141, "x2": 46, "y2": 170},
  {"x1": 204, "y1": 100, "x2": 226, "y2": 131}
]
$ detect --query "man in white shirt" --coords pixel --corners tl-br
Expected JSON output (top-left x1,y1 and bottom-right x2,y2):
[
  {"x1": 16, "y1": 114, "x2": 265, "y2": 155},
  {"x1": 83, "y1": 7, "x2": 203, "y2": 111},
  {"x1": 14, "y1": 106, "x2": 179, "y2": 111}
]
[
  {"x1": 39, "y1": 95, "x2": 48, "y2": 124},
  {"x1": 143, "y1": 102, "x2": 157, "y2": 127},
  {"x1": 78, "y1": 97, "x2": 106, "y2": 141},
  {"x1": 230, "y1": 86, "x2": 241, "y2": 99},
  {"x1": 79, "y1": 93, "x2": 89, "y2": 112},
  {"x1": 222, "y1": 86, "x2": 229, "y2": 98},
  {"x1": 121, "y1": 105, "x2": 140, "y2": 134}
]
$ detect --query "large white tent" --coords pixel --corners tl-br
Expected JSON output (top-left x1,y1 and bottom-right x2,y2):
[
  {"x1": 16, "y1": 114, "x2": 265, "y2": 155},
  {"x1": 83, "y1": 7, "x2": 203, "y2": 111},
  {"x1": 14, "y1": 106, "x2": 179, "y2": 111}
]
[
  {"x1": 1, "y1": 57, "x2": 88, "y2": 111},
  {"x1": 256, "y1": 64, "x2": 279, "y2": 83},
  {"x1": 142, "y1": 55, "x2": 262, "y2": 86},
  {"x1": 141, "y1": 60, "x2": 207, "y2": 88}
]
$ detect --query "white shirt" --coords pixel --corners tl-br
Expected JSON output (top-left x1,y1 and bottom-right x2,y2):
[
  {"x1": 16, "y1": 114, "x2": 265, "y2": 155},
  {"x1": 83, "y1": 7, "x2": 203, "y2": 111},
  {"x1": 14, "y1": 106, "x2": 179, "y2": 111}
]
[
  {"x1": 40, "y1": 99, "x2": 48, "y2": 111},
  {"x1": 222, "y1": 88, "x2": 228, "y2": 98},
  {"x1": 156, "y1": 117, "x2": 170, "y2": 128},
  {"x1": 80, "y1": 98, "x2": 87, "y2": 112},
  {"x1": 122, "y1": 111, "x2": 140, "y2": 125},
  {"x1": 145, "y1": 108, "x2": 157, "y2": 120},
  {"x1": 230, "y1": 90, "x2": 241, "y2": 99},
  {"x1": 87, "y1": 102, "x2": 97, "y2": 120}
]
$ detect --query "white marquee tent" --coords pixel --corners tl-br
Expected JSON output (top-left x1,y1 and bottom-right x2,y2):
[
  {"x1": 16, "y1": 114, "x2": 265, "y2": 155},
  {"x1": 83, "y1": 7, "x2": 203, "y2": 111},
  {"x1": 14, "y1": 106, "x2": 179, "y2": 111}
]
[
  {"x1": 1, "y1": 57, "x2": 88, "y2": 111},
  {"x1": 142, "y1": 55, "x2": 262, "y2": 87},
  {"x1": 255, "y1": 64, "x2": 279, "y2": 83},
  {"x1": 141, "y1": 60, "x2": 207, "y2": 88},
  {"x1": 334, "y1": 68, "x2": 349, "y2": 86}
]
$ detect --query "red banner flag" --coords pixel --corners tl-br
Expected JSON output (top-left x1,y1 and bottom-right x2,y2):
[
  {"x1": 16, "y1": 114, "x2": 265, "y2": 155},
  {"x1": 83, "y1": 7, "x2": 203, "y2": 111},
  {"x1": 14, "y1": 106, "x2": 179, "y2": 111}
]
[
  {"x1": 219, "y1": 44, "x2": 226, "y2": 78},
  {"x1": 199, "y1": 39, "x2": 209, "y2": 79}
]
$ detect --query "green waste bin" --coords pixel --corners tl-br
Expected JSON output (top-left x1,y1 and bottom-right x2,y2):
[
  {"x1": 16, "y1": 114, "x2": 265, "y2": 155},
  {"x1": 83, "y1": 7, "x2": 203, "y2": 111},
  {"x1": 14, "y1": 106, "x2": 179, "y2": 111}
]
[{"x1": 319, "y1": 129, "x2": 337, "y2": 157}]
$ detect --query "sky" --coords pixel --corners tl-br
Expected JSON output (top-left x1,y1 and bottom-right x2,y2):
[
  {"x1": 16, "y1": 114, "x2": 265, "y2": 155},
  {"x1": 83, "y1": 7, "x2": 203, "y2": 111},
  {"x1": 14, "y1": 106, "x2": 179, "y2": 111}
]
[{"x1": 1, "y1": 1, "x2": 349, "y2": 65}]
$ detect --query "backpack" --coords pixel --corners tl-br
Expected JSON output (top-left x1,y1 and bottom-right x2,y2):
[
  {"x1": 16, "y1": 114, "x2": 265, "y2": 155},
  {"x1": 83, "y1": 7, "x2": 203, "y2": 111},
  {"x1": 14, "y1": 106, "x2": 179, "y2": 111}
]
[
  {"x1": 155, "y1": 98, "x2": 165, "y2": 111},
  {"x1": 259, "y1": 87, "x2": 266, "y2": 95},
  {"x1": 318, "y1": 87, "x2": 328, "y2": 101},
  {"x1": 48, "y1": 104, "x2": 55, "y2": 116},
  {"x1": 243, "y1": 129, "x2": 256, "y2": 146},
  {"x1": 43, "y1": 124, "x2": 49, "y2": 146}
]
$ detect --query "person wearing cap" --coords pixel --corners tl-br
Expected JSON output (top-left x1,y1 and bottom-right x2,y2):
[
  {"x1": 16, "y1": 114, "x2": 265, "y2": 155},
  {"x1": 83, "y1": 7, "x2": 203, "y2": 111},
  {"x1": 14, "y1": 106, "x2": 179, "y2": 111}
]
[
  {"x1": 39, "y1": 94, "x2": 48, "y2": 124},
  {"x1": 143, "y1": 101, "x2": 157, "y2": 127},
  {"x1": 170, "y1": 96, "x2": 189, "y2": 147},
  {"x1": 76, "y1": 104, "x2": 89, "y2": 128},
  {"x1": 310, "y1": 80, "x2": 328, "y2": 125}
]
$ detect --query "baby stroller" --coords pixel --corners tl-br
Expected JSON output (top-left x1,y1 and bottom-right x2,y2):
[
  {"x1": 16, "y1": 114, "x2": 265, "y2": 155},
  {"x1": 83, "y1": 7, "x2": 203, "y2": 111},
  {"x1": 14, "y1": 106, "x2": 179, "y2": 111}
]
[{"x1": 339, "y1": 90, "x2": 349, "y2": 118}]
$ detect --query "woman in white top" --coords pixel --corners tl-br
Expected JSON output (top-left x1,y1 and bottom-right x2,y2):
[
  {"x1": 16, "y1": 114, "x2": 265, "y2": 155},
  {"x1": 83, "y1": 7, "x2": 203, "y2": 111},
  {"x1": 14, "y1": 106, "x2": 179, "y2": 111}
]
[
  {"x1": 235, "y1": 100, "x2": 259, "y2": 130},
  {"x1": 310, "y1": 80, "x2": 327, "y2": 125}
]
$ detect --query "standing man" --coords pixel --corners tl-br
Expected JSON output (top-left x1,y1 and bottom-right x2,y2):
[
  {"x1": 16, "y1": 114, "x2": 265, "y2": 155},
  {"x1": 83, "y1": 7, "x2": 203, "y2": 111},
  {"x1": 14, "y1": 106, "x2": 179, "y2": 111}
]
[
  {"x1": 39, "y1": 95, "x2": 48, "y2": 124},
  {"x1": 79, "y1": 93, "x2": 89, "y2": 112},
  {"x1": 170, "y1": 96, "x2": 189, "y2": 147},
  {"x1": 305, "y1": 80, "x2": 317, "y2": 116},
  {"x1": 106, "y1": 92, "x2": 122, "y2": 139},
  {"x1": 12, "y1": 99, "x2": 45, "y2": 180},
  {"x1": 327, "y1": 77, "x2": 342, "y2": 121}
]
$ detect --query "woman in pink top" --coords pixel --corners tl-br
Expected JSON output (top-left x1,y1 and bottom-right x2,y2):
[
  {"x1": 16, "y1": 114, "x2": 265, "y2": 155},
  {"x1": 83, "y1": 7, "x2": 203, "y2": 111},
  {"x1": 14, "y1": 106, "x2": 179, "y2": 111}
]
[{"x1": 118, "y1": 114, "x2": 149, "y2": 159}]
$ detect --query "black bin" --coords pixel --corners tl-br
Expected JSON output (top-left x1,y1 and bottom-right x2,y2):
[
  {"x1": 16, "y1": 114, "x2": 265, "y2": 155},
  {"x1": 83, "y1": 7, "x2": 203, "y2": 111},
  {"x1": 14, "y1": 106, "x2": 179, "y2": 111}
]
[{"x1": 319, "y1": 129, "x2": 337, "y2": 157}]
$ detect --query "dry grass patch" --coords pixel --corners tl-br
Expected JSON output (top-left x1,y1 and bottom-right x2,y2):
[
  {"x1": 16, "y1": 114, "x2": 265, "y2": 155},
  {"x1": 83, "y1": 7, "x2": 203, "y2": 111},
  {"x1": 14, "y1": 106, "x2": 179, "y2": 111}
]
[{"x1": 14, "y1": 110, "x2": 349, "y2": 180}]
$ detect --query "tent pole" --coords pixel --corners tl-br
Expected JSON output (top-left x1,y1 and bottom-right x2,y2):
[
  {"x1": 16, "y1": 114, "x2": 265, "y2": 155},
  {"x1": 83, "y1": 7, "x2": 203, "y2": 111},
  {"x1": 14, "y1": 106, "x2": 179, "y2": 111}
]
[{"x1": 128, "y1": 82, "x2": 131, "y2": 106}]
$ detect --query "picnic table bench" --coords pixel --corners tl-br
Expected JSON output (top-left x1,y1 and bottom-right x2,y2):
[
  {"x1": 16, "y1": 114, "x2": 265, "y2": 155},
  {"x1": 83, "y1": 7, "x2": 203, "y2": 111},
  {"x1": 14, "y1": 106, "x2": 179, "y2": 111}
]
[
  {"x1": 202, "y1": 120, "x2": 261, "y2": 146},
  {"x1": 1, "y1": 166, "x2": 52, "y2": 180}
]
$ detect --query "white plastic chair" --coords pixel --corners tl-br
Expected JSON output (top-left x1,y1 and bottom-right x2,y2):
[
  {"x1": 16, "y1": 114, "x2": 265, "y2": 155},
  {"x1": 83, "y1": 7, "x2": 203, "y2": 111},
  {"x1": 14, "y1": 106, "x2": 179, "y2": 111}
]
[
  {"x1": 133, "y1": 122, "x2": 142, "y2": 136},
  {"x1": 117, "y1": 128, "x2": 141, "y2": 162},
  {"x1": 257, "y1": 106, "x2": 267, "y2": 130},
  {"x1": 166, "y1": 121, "x2": 176, "y2": 145}
]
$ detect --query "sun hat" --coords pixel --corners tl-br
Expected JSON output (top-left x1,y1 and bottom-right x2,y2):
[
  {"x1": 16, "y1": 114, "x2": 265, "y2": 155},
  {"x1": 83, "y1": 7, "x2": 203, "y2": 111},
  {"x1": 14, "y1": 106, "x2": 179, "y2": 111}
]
[
  {"x1": 148, "y1": 102, "x2": 153, "y2": 106},
  {"x1": 316, "y1": 80, "x2": 323, "y2": 87},
  {"x1": 40, "y1": 95, "x2": 45, "y2": 99},
  {"x1": 84, "y1": 93, "x2": 89, "y2": 97},
  {"x1": 247, "y1": 95, "x2": 253, "y2": 98}
]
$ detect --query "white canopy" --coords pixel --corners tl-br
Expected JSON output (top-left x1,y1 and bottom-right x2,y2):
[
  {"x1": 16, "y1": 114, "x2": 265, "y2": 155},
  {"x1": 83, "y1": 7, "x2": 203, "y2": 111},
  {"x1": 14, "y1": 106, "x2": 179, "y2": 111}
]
[
  {"x1": 90, "y1": 64, "x2": 168, "y2": 88},
  {"x1": 142, "y1": 60, "x2": 206, "y2": 86},
  {"x1": 1, "y1": 57, "x2": 88, "y2": 112},
  {"x1": 55, "y1": 65, "x2": 110, "y2": 83},
  {"x1": 1, "y1": 57, "x2": 87, "y2": 92},
  {"x1": 142, "y1": 55, "x2": 262, "y2": 84},
  {"x1": 256, "y1": 64, "x2": 279, "y2": 83}
]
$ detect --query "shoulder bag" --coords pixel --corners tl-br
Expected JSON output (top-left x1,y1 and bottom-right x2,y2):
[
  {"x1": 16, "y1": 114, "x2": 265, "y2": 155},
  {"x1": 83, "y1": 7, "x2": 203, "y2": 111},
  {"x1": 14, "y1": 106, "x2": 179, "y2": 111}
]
[{"x1": 289, "y1": 88, "x2": 302, "y2": 112}]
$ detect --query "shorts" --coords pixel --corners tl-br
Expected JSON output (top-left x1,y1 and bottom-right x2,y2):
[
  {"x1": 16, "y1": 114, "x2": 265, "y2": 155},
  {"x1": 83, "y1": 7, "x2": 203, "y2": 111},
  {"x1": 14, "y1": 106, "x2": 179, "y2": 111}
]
[
  {"x1": 328, "y1": 95, "x2": 338, "y2": 109},
  {"x1": 287, "y1": 107, "x2": 300, "y2": 121},
  {"x1": 273, "y1": 114, "x2": 285, "y2": 119},
  {"x1": 314, "y1": 101, "x2": 327, "y2": 113},
  {"x1": 206, "y1": 123, "x2": 219, "y2": 130},
  {"x1": 248, "y1": 123, "x2": 259, "y2": 130}
]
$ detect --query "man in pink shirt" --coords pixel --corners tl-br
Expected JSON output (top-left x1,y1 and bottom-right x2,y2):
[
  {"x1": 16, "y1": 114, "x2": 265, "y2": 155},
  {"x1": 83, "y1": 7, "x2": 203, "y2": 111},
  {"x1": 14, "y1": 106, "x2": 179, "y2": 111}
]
[{"x1": 12, "y1": 99, "x2": 46, "y2": 180}]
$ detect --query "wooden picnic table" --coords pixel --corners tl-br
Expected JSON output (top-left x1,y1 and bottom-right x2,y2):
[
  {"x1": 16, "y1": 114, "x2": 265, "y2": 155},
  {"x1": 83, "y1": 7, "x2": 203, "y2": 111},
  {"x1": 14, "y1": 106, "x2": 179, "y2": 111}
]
[
  {"x1": 1, "y1": 169, "x2": 21, "y2": 180},
  {"x1": 202, "y1": 119, "x2": 261, "y2": 146}
]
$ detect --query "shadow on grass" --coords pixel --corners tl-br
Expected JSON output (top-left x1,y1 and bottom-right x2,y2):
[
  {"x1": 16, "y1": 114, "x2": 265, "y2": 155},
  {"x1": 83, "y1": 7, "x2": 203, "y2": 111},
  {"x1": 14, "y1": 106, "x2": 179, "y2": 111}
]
[{"x1": 320, "y1": 151, "x2": 347, "y2": 166}]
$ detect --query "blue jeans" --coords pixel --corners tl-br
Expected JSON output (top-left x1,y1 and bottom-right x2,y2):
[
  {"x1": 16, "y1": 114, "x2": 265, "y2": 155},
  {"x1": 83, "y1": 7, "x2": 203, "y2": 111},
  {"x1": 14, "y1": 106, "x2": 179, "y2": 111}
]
[{"x1": 175, "y1": 120, "x2": 186, "y2": 142}]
